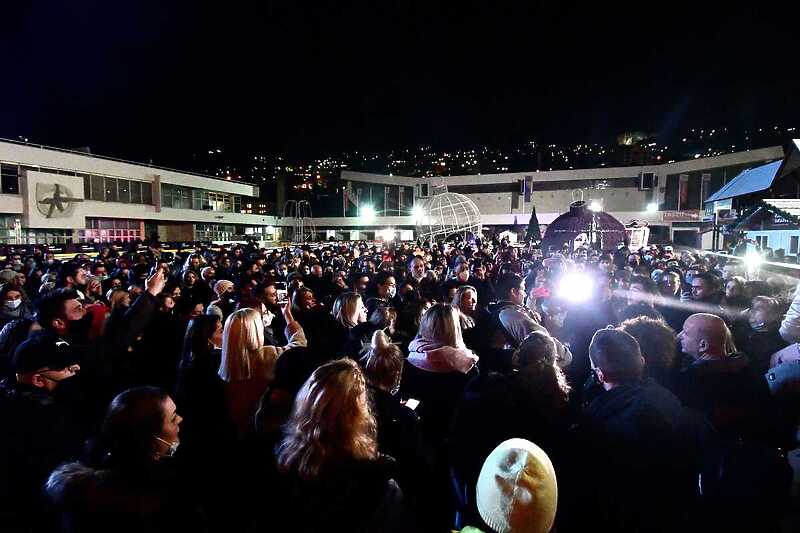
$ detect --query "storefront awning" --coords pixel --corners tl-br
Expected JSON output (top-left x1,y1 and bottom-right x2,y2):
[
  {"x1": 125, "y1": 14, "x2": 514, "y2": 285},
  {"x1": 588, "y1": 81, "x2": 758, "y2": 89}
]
[{"x1": 705, "y1": 160, "x2": 782, "y2": 204}]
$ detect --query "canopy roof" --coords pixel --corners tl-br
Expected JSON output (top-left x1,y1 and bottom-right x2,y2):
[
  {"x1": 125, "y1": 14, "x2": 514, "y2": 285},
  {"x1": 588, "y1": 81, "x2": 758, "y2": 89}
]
[{"x1": 705, "y1": 160, "x2": 782, "y2": 203}]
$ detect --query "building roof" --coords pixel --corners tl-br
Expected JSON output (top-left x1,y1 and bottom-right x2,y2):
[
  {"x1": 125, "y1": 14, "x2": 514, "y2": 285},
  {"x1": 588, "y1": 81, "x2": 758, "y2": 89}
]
[
  {"x1": 726, "y1": 200, "x2": 800, "y2": 232},
  {"x1": 705, "y1": 160, "x2": 783, "y2": 203}
]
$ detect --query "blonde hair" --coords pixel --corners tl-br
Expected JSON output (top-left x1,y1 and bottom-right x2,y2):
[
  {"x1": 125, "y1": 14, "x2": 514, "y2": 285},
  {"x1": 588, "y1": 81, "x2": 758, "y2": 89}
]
[
  {"x1": 219, "y1": 308, "x2": 266, "y2": 382},
  {"x1": 108, "y1": 289, "x2": 130, "y2": 311},
  {"x1": 277, "y1": 358, "x2": 377, "y2": 480},
  {"x1": 331, "y1": 292, "x2": 362, "y2": 328},
  {"x1": 361, "y1": 330, "x2": 403, "y2": 392},
  {"x1": 418, "y1": 303, "x2": 464, "y2": 348}
]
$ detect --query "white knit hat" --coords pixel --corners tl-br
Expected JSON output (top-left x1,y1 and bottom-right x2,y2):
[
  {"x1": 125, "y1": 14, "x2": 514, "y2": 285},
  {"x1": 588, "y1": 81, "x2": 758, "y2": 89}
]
[{"x1": 476, "y1": 439, "x2": 557, "y2": 533}]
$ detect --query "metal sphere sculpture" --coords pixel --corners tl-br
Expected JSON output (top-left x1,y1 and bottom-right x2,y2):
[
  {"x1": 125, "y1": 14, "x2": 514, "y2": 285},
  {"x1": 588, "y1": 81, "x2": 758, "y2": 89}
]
[{"x1": 415, "y1": 192, "x2": 482, "y2": 242}]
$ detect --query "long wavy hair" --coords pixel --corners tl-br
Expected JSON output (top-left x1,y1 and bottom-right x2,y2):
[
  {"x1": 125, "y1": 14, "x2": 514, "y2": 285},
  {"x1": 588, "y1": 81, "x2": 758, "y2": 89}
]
[
  {"x1": 277, "y1": 358, "x2": 377, "y2": 481},
  {"x1": 219, "y1": 308, "x2": 265, "y2": 382},
  {"x1": 331, "y1": 292, "x2": 362, "y2": 328},
  {"x1": 511, "y1": 331, "x2": 570, "y2": 421}
]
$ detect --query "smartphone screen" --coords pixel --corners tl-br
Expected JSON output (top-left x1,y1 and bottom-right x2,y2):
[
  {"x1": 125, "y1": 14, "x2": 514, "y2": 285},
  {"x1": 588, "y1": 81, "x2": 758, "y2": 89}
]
[{"x1": 404, "y1": 398, "x2": 420, "y2": 410}]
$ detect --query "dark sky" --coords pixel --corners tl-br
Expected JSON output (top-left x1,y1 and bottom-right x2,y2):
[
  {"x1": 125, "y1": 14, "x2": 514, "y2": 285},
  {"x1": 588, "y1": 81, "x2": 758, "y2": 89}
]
[{"x1": 2, "y1": 1, "x2": 798, "y2": 164}]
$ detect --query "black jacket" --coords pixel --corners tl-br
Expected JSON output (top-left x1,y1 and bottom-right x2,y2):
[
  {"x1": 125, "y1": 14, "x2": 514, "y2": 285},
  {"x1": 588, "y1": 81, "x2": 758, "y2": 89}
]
[
  {"x1": 270, "y1": 456, "x2": 414, "y2": 533},
  {"x1": 45, "y1": 460, "x2": 207, "y2": 533},
  {"x1": 576, "y1": 379, "x2": 713, "y2": 532},
  {"x1": 674, "y1": 353, "x2": 783, "y2": 446},
  {"x1": 0, "y1": 378, "x2": 87, "y2": 529}
]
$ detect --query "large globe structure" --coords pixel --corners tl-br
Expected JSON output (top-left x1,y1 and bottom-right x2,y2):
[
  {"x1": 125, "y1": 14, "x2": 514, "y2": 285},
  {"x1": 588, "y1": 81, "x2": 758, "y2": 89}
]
[
  {"x1": 415, "y1": 192, "x2": 482, "y2": 242},
  {"x1": 542, "y1": 200, "x2": 626, "y2": 254}
]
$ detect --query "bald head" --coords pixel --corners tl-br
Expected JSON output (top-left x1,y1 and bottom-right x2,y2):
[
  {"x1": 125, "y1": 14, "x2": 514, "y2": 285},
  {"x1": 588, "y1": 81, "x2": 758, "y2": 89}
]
[{"x1": 679, "y1": 313, "x2": 729, "y2": 360}]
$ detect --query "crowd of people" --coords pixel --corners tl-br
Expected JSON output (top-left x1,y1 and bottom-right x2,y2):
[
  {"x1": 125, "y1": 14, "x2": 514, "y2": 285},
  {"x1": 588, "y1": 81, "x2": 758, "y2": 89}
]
[{"x1": 1, "y1": 237, "x2": 799, "y2": 532}]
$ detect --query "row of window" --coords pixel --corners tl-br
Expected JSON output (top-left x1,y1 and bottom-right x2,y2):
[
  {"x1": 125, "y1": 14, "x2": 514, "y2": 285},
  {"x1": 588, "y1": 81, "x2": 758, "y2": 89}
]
[
  {"x1": 84, "y1": 174, "x2": 153, "y2": 205},
  {"x1": 161, "y1": 184, "x2": 243, "y2": 213}
]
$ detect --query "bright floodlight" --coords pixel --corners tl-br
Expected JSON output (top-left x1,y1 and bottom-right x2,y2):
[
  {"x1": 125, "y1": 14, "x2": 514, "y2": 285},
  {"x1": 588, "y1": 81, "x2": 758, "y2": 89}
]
[
  {"x1": 361, "y1": 205, "x2": 376, "y2": 223},
  {"x1": 557, "y1": 272, "x2": 594, "y2": 303},
  {"x1": 745, "y1": 251, "x2": 763, "y2": 270},
  {"x1": 589, "y1": 201, "x2": 602, "y2": 212},
  {"x1": 646, "y1": 202, "x2": 658, "y2": 212},
  {"x1": 411, "y1": 204, "x2": 425, "y2": 222}
]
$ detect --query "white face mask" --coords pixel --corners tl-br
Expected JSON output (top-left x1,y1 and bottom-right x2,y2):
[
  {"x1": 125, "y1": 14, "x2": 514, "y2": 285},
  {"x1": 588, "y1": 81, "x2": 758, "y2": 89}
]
[
  {"x1": 388, "y1": 286, "x2": 397, "y2": 299},
  {"x1": 5, "y1": 299, "x2": 21, "y2": 310},
  {"x1": 154, "y1": 436, "x2": 180, "y2": 458}
]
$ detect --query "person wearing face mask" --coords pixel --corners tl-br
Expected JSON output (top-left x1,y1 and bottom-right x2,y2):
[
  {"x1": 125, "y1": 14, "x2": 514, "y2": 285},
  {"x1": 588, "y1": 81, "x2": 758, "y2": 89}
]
[
  {"x1": 730, "y1": 296, "x2": 788, "y2": 375},
  {"x1": 0, "y1": 283, "x2": 34, "y2": 329},
  {"x1": 0, "y1": 333, "x2": 86, "y2": 529},
  {"x1": 207, "y1": 279, "x2": 236, "y2": 322},
  {"x1": 46, "y1": 386, "x2": 207, "y2": 532}
]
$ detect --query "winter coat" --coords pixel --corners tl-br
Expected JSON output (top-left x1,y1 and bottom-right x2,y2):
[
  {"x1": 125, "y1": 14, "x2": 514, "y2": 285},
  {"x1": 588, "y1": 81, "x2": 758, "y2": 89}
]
[
  {"x1": 45, "y1": 460, "x2": 207, "y2": 533},
  {"x1": 402, "y1": 337, "x2": 479, "y2": 445},
  {"x1": 269, "y1": 456, "x2": 413, "y2": 533},
  {"x1": 674, "y1": 353, "x2": 784, "y2": 446},
  {"x1": 0, "y1": 378, "x2": 87, "y2": 529},
  {"x1": 576, "y1": 379, "x2": 713, "y2": 532},
  {"x1": 0, "y1": 299, "x2": 35, "y2": 329}
]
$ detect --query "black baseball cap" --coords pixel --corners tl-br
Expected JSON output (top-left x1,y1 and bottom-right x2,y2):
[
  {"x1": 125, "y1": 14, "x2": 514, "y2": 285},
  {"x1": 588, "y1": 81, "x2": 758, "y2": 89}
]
[{"x1": 12, "y1": 332, "x2": 79, "y2": 374}]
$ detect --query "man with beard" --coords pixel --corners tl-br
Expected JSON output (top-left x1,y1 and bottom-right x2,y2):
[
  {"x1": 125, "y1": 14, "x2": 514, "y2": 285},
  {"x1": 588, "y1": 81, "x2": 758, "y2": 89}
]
[
  {"x1": 0, "y1": 333, "x2": 86, "y2": 530},
  {"x1": 36, "y1": 269, "x2": 166, "y2": 400}
]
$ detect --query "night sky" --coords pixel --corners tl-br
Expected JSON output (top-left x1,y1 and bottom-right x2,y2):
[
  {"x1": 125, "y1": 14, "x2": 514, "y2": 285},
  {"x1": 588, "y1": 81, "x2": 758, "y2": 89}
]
[{"x1": 2, "y1": 2, "x2": 798, "y2": 165}]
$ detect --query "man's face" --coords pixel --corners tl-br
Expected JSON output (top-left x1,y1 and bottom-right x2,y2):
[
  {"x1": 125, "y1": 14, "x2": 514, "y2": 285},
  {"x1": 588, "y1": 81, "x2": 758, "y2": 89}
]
[
  {"x1": 190, "y1": 258, "x2": 201, "y2": 269},
  {"x1": 311, "y1": 265, "x2": 323, "y2": 278},
  {"x1": 203, "y1": 269, "x2": 215, "y2": 281},
  {"x1": 511, "y1": 281, "x2": 526, "y2": 306},
  {"x1": 379, "y1": 276, "x2": 397, "y2": 298},
  {"x1": 94, "y1": 266, "x2": 107, "y2": 278},
  {"x1": 678, "y1": 318, "x2": 701, "y2": 359},
  {"x1": 263, "y1": 286, "x2": 278, "y2": 306},
  {"x1": 628, "y1": 283, "x2": 653, "y2": 305},
  {"x1": 691, "y1": 279, "x2": 713, "y2": 301},
  {"x1": 659, "y1": 273, "x2": 680, "y2": 296},
  {"x1": 185, "y1": 272, "x2": 197, "y2": 286},
  {"x1": 722, "y1": 264, "x2": 739, "y2": 281},
  {"x1": 63, "y1": 298, "x2": 85, "y2": 322},
  {"x1": 74, "y1": 268, "x2": 87, "y2": 286},
  {"x1": 411, "y1": 259, "x2": 426, "y2": 278}
]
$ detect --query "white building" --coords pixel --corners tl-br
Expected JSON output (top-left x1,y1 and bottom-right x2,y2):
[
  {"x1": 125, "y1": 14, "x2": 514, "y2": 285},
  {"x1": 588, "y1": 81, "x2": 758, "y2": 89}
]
[
  {"x1": 0, "y1": 139, "x2": 277, "y2": 245},
  {"x1": 328, "y1": 145, "x2": 784, "y2": 248}
]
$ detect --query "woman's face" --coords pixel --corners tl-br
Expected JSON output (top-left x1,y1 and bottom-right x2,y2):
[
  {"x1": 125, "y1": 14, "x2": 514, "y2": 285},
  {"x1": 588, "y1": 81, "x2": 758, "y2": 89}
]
[
  {"x1": 460, "y1": 289, "x2": 477, "y2": 313},
  {"x1": 211, "y1": 319, "x2": 224, "y2": 348},
  {"x1": 121, "y1": 293, "x2": 131, "y2": 308},
  {"x1": 171, "y1": 287, "x2": 181, "y2": 299},
  {"x1": 354, "y1": 299, "x2": 367, "y2": 324},
  {"x1": 190, "y1": 303, "x2": 204, "y2": 318},
  {"x1": 159, "y1": 397, "x2": 182, "y2": 445}
]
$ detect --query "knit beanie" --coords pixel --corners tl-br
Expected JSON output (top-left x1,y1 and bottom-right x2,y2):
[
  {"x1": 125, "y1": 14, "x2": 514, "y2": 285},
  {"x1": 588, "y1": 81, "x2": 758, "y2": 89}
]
[
  {"x1": 213, "y1": 279, "x2": 234, "y2": 298},
  {"x1": 476, "y1": 439, "x2": 557, "y2": 533}
]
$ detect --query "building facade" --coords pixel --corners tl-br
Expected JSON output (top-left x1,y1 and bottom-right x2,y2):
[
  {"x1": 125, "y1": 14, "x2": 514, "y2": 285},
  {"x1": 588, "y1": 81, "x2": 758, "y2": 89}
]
[
  {"x1": 0, "y1": 140, "x2": 278, "y2": 245},
  {"x1": 323, "y1": 145, "x2": 784, "y2": 249}
]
